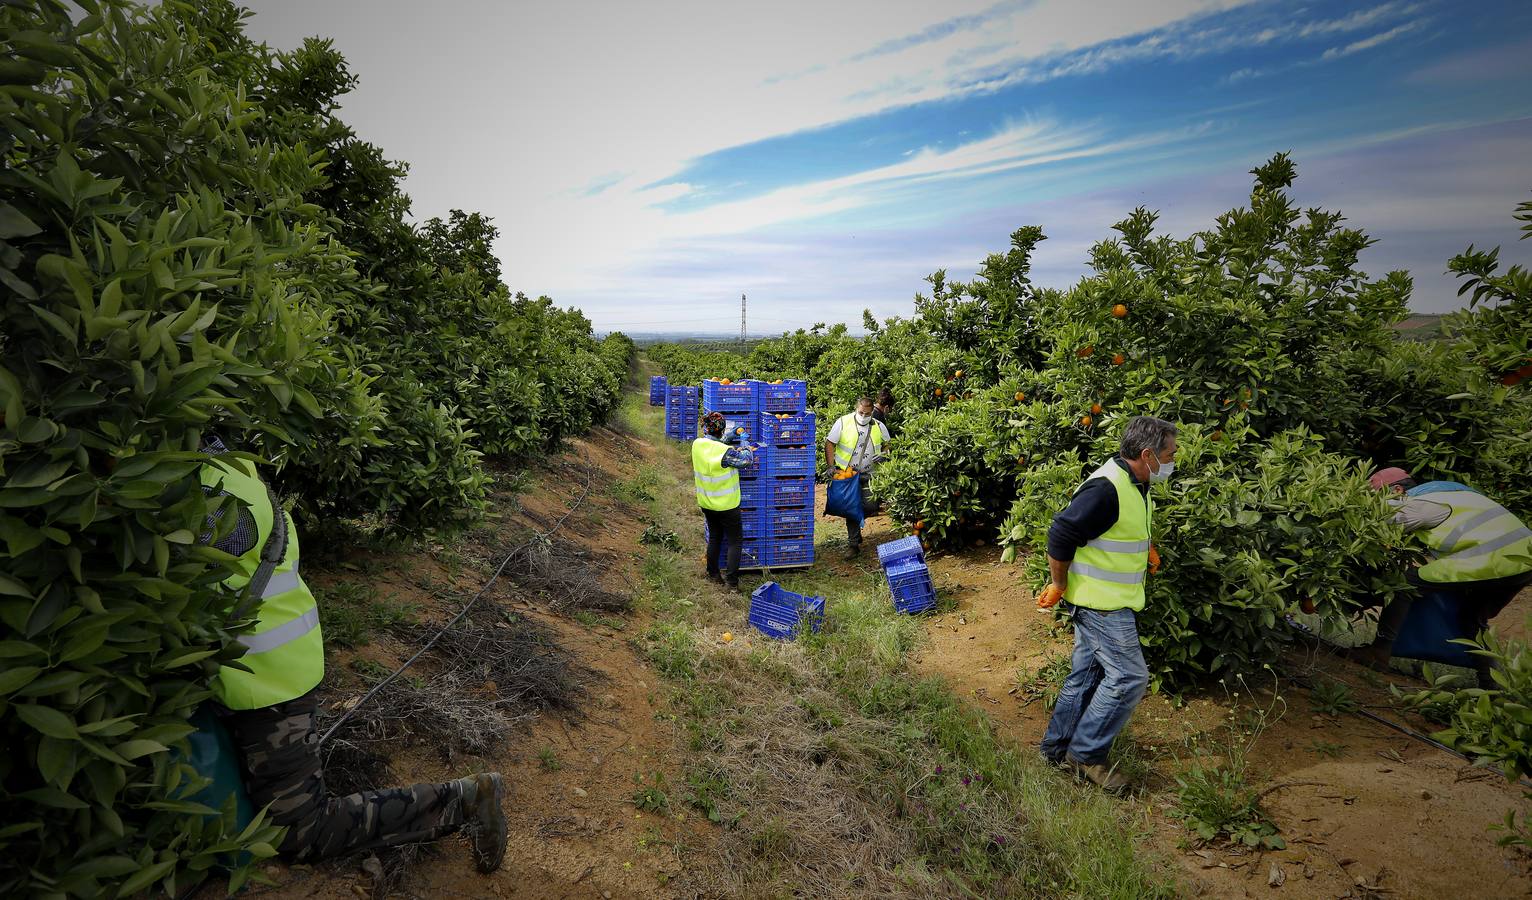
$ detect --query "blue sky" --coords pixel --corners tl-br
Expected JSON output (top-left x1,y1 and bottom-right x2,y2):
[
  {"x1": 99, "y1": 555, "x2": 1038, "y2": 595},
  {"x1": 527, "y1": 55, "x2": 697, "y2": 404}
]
[{"x1": 240, "y1": 0, "x2": 1532, "y2": 332}]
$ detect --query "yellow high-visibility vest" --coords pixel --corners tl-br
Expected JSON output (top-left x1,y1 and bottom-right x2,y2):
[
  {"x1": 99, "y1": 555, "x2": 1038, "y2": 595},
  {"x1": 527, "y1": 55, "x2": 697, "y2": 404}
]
[
  {"x1": 1065, "y1": 461, "x2": 1152, "y2": 612},
  {"x1": 833, "y1": 413, "x2": 885, "y2": 470},
  {"x1": 201, "y1": 459, "x2": 324, "y2": 709},
  {"x1": 691, "y1": 438, "x2": 740, "y2": 511},
  {"x1": 1415, "y1": 489, "x2": 1532, "y2": 583}
]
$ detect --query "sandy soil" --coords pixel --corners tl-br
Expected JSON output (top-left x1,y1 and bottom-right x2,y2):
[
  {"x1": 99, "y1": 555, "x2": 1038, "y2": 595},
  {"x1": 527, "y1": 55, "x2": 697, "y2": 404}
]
[{"x1": 826, "y1": 499, "x2": 1532, "y2": 899}]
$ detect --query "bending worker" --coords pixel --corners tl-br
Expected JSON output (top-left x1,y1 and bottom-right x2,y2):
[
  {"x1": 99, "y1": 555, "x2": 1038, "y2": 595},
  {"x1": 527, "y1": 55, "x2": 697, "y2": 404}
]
[
  {"x1": 1037, "y1": 416, "x2": 1176, "y2": 793},
  {"x1": 198, "y1": 440, "x2": 508, "y2": 871},
  {"x1": 693, "y1": 412, "x2": 755, "y2": 590},
  {"x1": 1353, "y1": 467, "x2": 1532, "y2": 685},
  {"x1": 824, "y1": 396, "x2": 891, "y2": 558}
]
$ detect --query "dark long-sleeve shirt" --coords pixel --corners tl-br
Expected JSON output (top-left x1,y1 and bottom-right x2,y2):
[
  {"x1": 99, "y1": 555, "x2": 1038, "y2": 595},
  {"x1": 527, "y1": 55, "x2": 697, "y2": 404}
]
[
  {"x1": 1046, "y1": 457, "x2": 1149, "y2": 562},
  {"x1": 720, "y1": 443, "x2": 754, "y2": 469}
]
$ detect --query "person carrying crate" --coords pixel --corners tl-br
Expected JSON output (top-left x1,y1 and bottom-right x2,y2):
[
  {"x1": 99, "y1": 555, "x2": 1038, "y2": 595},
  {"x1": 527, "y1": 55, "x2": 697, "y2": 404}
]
[
  {"x1": 694, "y1": 412, "x2": 756, "y2": 590},
  {"x1": 1037, "y1": 417, "x2": 1176, "y2": 793},
  {"x1": 1348, "y1": 467, "x2": 1532, "y2": 684},
  {"x1": 824, "y1": 396, "x2": 891, "y2": 558}
]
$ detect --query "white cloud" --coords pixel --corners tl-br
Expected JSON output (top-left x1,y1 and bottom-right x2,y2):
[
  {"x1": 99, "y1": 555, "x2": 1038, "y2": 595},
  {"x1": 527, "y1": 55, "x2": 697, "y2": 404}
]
[{"x1": 1321, "y1": 21, "x2": 1422, "y2": 60}]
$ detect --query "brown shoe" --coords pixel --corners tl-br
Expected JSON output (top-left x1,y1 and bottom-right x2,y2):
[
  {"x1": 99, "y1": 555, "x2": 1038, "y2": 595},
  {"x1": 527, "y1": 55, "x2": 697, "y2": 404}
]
[
  {"x1": 1068, "y1": 756, "x2": 1130, "y2": 794},
  {"x1": 461, "y1": 772, "x2": 507, "y2": 873}
]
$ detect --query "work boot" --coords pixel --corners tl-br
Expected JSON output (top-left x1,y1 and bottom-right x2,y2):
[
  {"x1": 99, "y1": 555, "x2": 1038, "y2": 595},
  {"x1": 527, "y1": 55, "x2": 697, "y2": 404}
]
[
  {"x1": 845, "y1": 544, "x2": 862, "y2": 560},
  {"x1": 705, "y1": 570, "x2": 724, "y2": 584},
  {"x1": 458, "y1": 772, "x2": 508, "y2": 873},
  {"x1": 1068, "y1": 757, "x2": 1130, "y2": 794}
]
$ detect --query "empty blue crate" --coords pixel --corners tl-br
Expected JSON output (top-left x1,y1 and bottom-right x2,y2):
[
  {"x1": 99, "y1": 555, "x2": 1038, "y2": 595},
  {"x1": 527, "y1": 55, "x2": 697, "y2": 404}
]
[
  {"x1": 748, "y1": 582, "x2": 825, "y2": 640},
  {"x1": 886, "y1": 557, "x2": 936, "y2": 614},
  {"x1": 703, "y1": 379, "x2": 755, "y2": 412},
  {"x1": 876, "y1": 536, "x2": 926, "y2": 570},
  {"x1": 649, "y1": 376, "x2": 667, "y2": 406},
  {"x1": 752, "y1": 379, "x2": 808, "y2": 414},
  {"x1": 755, "y1": 411, "x2": 815, "y2": 446}
]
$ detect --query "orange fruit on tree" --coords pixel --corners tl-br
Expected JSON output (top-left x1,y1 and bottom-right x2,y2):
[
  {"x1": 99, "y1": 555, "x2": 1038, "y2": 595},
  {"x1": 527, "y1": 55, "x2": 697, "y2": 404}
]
[
  {"x1": 1090, "y1": 403, "x2": 1103, "y2": 415},
  {"x1": 934, "y1": 388, "x2": 942, "y2": 397},
  {"x1": 1080, "y1": 415, "x2": 1093, "y2": 427},
  {"x1": 1112, "y1": 304, "x2": 1127, "y2": 318},
  {"x1": 1016, "y1": 455, "x2": 1026, "y2": 466},
  {"x1": 1014, "y1": 391, "x2": 1025, "y2": 402},
  {"x1": 955, "y1": 369, "x2": 964, "y2": 378},
  {"x1": 1112, "y1": 353, "x2": 1125, "y2": 366},
  {"x1": 1212, "y1": 430, "x2": 1223, "y2": 441},
  {"x1": 914, "y1": 520, "x2": 925, "y2": 532},
  {"x1": 1076, "y1": 345, "x2": 1094, "y2": 358}
]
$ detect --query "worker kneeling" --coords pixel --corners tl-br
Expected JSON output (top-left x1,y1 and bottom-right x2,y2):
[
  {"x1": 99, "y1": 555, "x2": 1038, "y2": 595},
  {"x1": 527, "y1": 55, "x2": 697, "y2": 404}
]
[
  {"x1": 198, "y1": 441, "x2": 508, "y2": 871},
  {"x1": 1038, "y1": 417, "x2": 1177, "y2": 793},
  {"x1": 1352, "y1": 467, "x2": 1532, "y2": 685}
]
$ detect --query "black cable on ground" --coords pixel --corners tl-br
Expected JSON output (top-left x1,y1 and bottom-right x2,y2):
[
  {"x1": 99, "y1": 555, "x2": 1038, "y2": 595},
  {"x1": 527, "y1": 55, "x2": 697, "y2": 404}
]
[
  {"x1": 1280, "y1": 664, "x2": 1532, "y2": 789},
  {"x1": 318, "y1": 464, "x2": 596, "y2": 747}
]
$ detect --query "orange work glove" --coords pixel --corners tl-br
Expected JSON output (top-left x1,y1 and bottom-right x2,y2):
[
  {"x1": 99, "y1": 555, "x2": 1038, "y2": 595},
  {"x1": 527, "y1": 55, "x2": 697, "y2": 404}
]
[
  {"x1": 1036, "y1": 584, "x2": 1063, "y2": 610},
  {"x1": 1147, "y1": 543, "x2": 1161, "y2": 574}
]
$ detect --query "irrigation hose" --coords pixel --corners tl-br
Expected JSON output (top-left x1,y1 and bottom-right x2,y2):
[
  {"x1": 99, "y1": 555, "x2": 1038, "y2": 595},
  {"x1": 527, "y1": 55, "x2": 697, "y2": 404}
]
[
  {"x1": 317, "y1": 463, "x2": 596, "y2": 746},
  {"x1": 1280, "y1": 665, "x2": 1532, "y2": 789}
]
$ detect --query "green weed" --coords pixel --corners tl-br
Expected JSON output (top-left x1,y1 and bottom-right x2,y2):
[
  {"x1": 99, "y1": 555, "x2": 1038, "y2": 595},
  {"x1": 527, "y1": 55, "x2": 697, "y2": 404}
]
[
  {"x1": 1171, "y1": 758, "x2": 1285, "y2": 849},
  {"x1": 537, "y1": 747, "x2": 561, "y2": 771},
  {"x1": 1310, "y1": 678, "x2": 1360, "y2": 716},
  {"x1": 1308, "y1": 740, "x2": 1346, "y2": 759},
  {"x1": 631, "y1": 772, "x2": 671, "y2": 813}
]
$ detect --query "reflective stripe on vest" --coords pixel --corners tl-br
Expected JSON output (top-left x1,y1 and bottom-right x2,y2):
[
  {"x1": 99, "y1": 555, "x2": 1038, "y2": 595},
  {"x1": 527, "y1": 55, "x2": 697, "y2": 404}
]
[
  {"x1": 201, "y1": 459, "x2": 325, "y2": 710},
  {"x1": 833, "y1": 413, "x2": 885, "y2": 469},
  {"x1": 1066, "y1": 461, "x2": 1152, "y2": 612},
  {"x1": 692, "y1": 438, "x2": 740, "y2": 511},
  {"x1": 1416, "y1": 489, "x2": 1532, "y2": 584}
]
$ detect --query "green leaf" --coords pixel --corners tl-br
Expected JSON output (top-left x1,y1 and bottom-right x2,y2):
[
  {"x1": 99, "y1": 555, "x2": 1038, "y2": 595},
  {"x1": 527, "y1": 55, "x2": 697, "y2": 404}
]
[
  {"x1": 0, "y1": 572, "x2": 34, "y2": 599},
  {"x1": 118, "y1": 859, "x2": 176, "y2": 896},
  {"x1": 115, "y1": 739, "x2": 170, "y2": 760},
  {"x1": 0, "y1": 202, "x2": 43, "y2": 239},
  {"x1": 0, "y1": 665, "x2": 42, "y2": 695},
  {"x1": 16, "y1": 703, "x2": 78, "y2": 738}
]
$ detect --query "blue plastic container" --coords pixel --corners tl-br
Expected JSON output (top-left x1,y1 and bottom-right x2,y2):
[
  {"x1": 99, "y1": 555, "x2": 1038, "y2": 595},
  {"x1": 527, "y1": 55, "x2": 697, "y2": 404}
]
[
  {"x1": 649, "y1": 375, "x2": 668, "y2": 406},
  {"x1": 876, "y1": 536, "x2": 926, "y2": 569},
  {"x1": 886, "y1": 557, "x2": 936, "y2": 614},
  {"x1": 748, "y1": 582, "x2": 826, "y2": 640},
  {"x1": 765, "y1": 538, "x2": 815, "y2": 567},
  {"x1": 752, "y1": 379, "x2": 808, "y2": 414},
  {"x1": 703, "y1": 379, "x2": 756, "y2": 412},
  {"x1": 755, "y1": 411, "x2": 816, "y2": 447}
]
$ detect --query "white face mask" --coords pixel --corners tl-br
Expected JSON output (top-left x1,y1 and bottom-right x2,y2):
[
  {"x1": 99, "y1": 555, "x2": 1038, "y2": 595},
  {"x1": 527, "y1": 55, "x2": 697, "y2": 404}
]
[
  {"x1": 855, "y1": 413, "x2": 871, "y2": 426},
  {"x1": 1149, "y1": 456, "x2": 1175, "y2": 483}
]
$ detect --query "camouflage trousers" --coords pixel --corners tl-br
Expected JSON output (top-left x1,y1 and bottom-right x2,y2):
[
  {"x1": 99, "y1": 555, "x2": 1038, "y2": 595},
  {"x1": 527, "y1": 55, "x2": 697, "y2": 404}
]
[{"x1": 220, "y1": 690, "x2": 468, "y2": 860}]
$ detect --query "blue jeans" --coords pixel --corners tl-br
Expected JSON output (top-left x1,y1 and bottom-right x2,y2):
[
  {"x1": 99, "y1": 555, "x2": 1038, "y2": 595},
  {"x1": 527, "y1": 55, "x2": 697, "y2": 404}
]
[{"x1": 1040, "y1": 604, "x2": 1150, "y2": 766}]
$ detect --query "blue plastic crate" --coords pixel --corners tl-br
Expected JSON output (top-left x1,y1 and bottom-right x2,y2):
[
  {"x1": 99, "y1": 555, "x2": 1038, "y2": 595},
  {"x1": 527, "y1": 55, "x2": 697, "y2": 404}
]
[
  {"x1": 754, "y1": 411, "x2": 816, "y2": 446},
  {"x1": 876, "y1": 536, "x2": 926, "y2": 569},
  {"x1": 752, "y1": 379, "x2": 808, "y2": 414},
  {"x1": 769, "y1": 478, "x2": 814, "y2": 506},
  {"x1": 762, "y1": 450, "x2": 814, "y2": 478},
  {"x1": 764, "y1": 538, "x2": 815, "y2": 567},
  {"x1": 703, "y1": 379, "x2": 756, "y2": 411},
  {"x1": 649, "y1": 375, "x2": 668, "y2": 406},
  {"x1": 886, "y1": 558, "x2": 936, "y2": 614},
  {"x1": 766, "y1": 508, "x2": 814, "y2": 534},
  {"x1": 748, "y1": 582, "x2": 825, "y2": 640},
  {"x1": 711, "y1": 533, "x2": 766, "y2": 569}
]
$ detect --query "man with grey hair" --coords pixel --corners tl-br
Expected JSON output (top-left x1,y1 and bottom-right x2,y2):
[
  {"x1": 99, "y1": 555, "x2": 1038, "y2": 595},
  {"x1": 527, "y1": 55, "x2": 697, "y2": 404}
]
[{"x1": 1037, "y1": 416, "x2": 1177, "y2": 792}]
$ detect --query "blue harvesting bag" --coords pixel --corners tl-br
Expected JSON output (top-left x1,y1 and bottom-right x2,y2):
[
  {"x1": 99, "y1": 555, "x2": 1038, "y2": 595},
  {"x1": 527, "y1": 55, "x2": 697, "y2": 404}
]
[
  {"x1": 177, "y1": 705, "x2": 255, "y2": 833},
  {"x1": 825, "y1": 473, "x2": 865, "y2": 527}
]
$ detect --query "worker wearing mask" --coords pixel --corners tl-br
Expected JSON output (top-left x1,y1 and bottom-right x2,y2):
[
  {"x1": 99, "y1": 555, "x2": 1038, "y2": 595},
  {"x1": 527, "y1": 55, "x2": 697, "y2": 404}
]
[{"x1": 824, "y1": 396, "x2": 891, "y2": 558}]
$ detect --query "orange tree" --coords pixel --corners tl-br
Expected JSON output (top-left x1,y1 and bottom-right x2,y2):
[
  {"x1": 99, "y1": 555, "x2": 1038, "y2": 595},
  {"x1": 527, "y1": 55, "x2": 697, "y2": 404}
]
[{"x1": 0, "y1": 2, "x2": 632, "y2": 895}]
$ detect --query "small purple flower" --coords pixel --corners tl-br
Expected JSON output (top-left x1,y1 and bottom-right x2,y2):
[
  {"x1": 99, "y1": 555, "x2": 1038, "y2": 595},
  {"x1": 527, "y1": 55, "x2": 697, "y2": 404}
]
[
  {"x1": 959, "y1": 803, "x2": 967, "y2": 811},
  {"x1": 934, "y1": 765, "x2": 943, "y2": 775},
  {"x1": 993, "y1": 835, "x2": 1007, "y2": 846},
  {"x1": 961, "y1": 775, "x2": 971, "y2": 786}
]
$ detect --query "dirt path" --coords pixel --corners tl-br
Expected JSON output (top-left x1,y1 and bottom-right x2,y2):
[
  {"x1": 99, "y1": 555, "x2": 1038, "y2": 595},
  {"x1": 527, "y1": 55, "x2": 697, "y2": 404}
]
[{"x1": 826, "y1": 502, "x2": 1532, "y2": 898}]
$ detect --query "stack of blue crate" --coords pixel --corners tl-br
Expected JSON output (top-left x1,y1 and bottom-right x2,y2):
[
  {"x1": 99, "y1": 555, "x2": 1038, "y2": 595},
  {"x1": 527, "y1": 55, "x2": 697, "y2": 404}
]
[
  {"x1": 877, "y1": 536, "x2": 936, "y2": 613},
  {"x1": 703, "y1": 377, "x2": 817, "y2": 570},
  {"x1": 649, "y1": 375, "x2": 667, "y2": 406},
  {"x1": 663, "y1": 384, "x2": 699, "y2": 441}
]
